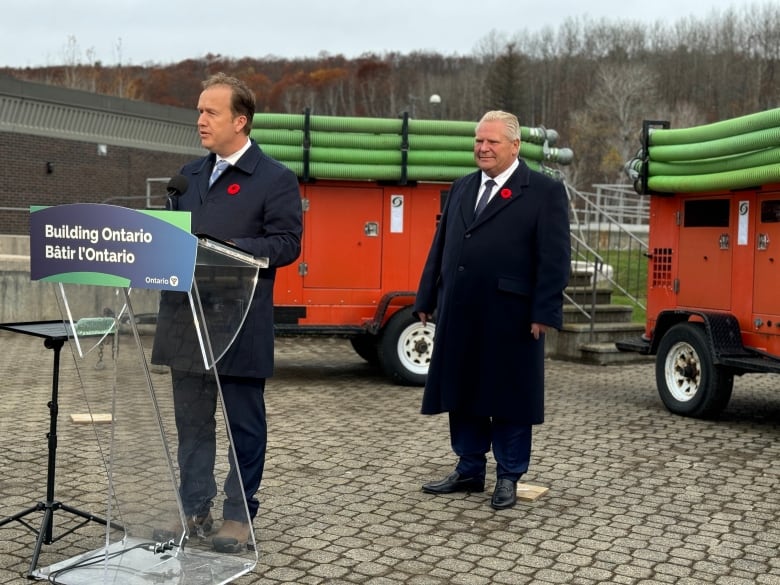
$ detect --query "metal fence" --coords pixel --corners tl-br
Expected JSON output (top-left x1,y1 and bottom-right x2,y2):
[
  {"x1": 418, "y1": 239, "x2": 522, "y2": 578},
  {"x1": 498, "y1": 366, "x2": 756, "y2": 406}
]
[{"x1": 566, "y1": 183, "x2": 650, "y2": 337}]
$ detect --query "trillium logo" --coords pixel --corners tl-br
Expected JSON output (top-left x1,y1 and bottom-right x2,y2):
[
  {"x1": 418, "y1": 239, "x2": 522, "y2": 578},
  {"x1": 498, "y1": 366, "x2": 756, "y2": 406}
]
[{"x1": 170, "y1": 275, "x2": 179, "y2": 287}]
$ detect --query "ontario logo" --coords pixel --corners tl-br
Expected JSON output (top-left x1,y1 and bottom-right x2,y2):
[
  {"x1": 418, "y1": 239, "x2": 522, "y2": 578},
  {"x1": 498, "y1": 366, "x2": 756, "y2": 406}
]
[{"x1": 144, "y1": 275, "x2": 180, "y2": 287}]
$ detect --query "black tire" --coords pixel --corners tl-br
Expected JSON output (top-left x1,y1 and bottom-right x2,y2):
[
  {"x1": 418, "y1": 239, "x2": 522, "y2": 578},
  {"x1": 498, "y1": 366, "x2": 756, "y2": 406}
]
[
  {"x1": 377, "y1": 307, "x2": 435, "y2": 386},
  {"x1": 350, "y1": 334, "x2": 379, "y2": 365},
  {"x1": 655, "y1": 322, "x2": 733, "y2": 418}
]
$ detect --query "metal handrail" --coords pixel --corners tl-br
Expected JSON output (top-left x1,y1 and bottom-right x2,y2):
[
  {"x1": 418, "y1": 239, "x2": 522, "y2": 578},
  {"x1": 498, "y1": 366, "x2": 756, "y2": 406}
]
[
  {"x1": 567, "y1": 231, "x2": 606, "y2": 340},
  {"x1": 565, "y1": 183, "x2": 649, "y2": 340}
]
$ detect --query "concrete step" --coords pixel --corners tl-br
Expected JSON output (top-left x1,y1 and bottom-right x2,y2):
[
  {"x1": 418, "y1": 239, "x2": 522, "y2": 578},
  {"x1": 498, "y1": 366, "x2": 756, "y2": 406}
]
[
  {"x1": 563, "y1": 303, "x2": 634, "y2": 324},
  {"x1": 559, "y1": 321, "x2": 645, "y2": 337},
  {"x1": 568, "y1": 270, "x2": 594, "y2": 288},
  {"x1": 565, "y1": 286, "x2": 614, "y2": 305},
  {"x1": 577, "y1": 341, "x2": 655, "y2": 366},
  {"x1": 550, "y1": 322, "x2": 646, "y2": 362}
]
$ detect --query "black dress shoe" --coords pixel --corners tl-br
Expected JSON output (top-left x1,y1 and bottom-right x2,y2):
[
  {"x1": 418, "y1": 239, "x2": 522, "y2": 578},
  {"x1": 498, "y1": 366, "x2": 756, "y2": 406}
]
[
  {"x1": 422, "y1": 471, "x2": 485, "y2": 494},
  {"x1": 490, "y1": 478, "x2": 517, "y2": 509}
]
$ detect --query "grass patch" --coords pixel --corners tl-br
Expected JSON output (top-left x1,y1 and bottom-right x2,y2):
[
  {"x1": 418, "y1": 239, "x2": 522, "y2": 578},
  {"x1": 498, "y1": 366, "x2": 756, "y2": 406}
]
[
  {"x1": 572, "y1": 246, "x2": 648, "y2": 324},
  {"x1": 603, "y1": 248, "x2": 648, "y2": 324}
]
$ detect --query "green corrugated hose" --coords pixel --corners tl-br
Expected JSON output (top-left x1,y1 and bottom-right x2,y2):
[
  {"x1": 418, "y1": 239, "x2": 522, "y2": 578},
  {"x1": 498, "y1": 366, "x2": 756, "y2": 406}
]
[
  {"x1": 648, "y1": 162, "x2": 780, "y2": 193},
  {"x1": 258, "y1": 142, "x2": 572, "y2": 167},
  {"x1": 647, "y1": 147, "x2": 780, "y2": 176},
  {"x1": 649, "y1": 127, "x2": 780, "y2": 162},
  {"x1": 626, "y1": 107, "x2": 780, "y2": 193},
  {"x1": 275, "y1": 158, "x2": 559, "y2": 182},
  {"x1": 251, "y1": 112, "x2": 570, "y2": 183},
  {"x1": 648, "y1": 108, "x2": 780, "y2": 146},
  {"x1": 252, "y1": 113, "x2": 559, "y2": 145}
]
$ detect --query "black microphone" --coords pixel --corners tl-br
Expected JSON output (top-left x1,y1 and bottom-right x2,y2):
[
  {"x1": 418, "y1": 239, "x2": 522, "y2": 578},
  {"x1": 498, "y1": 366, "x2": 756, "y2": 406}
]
[{"x1": 166, "y1": 175, "x2": 189, "y2": 210}]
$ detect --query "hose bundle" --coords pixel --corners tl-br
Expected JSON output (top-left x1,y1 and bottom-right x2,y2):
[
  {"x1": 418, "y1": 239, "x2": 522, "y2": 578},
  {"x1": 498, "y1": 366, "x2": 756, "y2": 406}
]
[
  {"x1": 625, "y1": 108, "x2": 780, "y2": 194},
  {"x1": 251, "y1": 110, "x2": 573, "y2": 183}
]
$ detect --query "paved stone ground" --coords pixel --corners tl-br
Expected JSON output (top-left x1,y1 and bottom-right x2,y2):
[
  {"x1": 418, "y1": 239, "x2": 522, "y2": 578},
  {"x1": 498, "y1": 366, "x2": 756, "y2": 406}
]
[{"x1": 1, "y1": 332, "x2": 779, "y2": 584}]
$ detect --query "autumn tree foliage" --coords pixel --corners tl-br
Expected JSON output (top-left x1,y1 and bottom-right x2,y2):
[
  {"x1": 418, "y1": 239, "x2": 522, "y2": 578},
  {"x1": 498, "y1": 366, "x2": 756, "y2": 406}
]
[{"x1": 4, "y1": 4, "x2": 780, "y2": 189}]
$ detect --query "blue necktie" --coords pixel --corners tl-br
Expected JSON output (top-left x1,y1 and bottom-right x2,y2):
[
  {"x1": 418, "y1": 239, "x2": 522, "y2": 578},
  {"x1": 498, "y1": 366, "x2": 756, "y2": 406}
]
[
  {"x1": 209, "y1": 159, "x2": 229, "y2": 187},
  {"x1": 474, "y1": 179, "x2": 496, "y2": 218}
]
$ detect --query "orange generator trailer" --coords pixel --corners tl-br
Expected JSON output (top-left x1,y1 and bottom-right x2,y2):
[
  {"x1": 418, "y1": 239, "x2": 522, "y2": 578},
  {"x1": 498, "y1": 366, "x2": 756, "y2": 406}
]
[
  {"x1": 617, "y1": 117, "x2": 780, "y2": 417},
  {"x1": 272, "y1": 178, "x2": 444, "y2": 386}
]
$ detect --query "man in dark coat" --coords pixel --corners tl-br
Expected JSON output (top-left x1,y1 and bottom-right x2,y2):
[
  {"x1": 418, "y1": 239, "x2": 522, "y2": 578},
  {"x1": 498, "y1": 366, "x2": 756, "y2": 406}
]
[
  {"x1": 151, "y1": 73, "x2": 302, "y2": 550},
  {"x1": 414, "y1": 110, "x2": 570, "y2": 510}
]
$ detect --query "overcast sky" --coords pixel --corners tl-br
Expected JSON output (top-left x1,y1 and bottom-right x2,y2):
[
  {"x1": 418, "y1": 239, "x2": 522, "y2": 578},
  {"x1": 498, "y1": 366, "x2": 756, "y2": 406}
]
[{"x1": 1, "y1": 0, "x2": 753, "y2": 69}]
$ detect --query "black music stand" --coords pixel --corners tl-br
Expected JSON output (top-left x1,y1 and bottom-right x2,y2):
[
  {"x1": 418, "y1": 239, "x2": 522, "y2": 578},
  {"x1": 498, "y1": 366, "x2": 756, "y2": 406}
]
[{"x1": 0, "y1": 320, "x2": 113, "y2": 578}]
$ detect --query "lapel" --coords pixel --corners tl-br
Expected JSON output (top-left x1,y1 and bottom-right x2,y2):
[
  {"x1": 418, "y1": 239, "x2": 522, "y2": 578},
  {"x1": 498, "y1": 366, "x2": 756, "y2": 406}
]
[
  {"x1": 458, "y1": 173, "x2": 483, "y2": 226},
  {"x1": 460, "y1": 161, "x2": 532, "y2": 228},
  {"x1": 197, "y1": 140, "x2": 262, "y2": 202},
  {"x1": 235, "y1": 139, "x2": 262, "y2": 176},
  {"x1": 197, "y1": 155, "x2": 215, "y2": 203}
]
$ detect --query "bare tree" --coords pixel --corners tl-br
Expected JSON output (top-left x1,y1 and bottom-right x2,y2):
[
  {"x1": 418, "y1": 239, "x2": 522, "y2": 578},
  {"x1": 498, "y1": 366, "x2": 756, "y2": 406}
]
[{"x1": 569, "y1": 62, "x2": 660, "y2": 185}]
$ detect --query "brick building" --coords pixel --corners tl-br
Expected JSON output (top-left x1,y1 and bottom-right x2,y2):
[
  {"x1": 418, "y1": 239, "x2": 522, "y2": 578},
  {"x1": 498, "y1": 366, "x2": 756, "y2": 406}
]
[{"x1": 0, "y1": 75, "x2": 203, "y2": 235}]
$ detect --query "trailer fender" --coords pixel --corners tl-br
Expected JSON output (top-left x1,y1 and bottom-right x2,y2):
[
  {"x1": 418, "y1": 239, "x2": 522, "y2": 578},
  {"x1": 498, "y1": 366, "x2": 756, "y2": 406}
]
[
  {"x1": 651, "y1": 310, "x2": 745, "y2": 362},
  {"x1": 365, "y1": 291, "x2": 417, "y2": 334}
]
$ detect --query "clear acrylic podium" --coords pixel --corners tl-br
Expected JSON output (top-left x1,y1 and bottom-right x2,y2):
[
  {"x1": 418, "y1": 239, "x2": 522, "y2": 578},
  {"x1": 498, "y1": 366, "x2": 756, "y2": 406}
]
[{"x1": 31, "y1": 235, "x2": 267, "y2": 585}]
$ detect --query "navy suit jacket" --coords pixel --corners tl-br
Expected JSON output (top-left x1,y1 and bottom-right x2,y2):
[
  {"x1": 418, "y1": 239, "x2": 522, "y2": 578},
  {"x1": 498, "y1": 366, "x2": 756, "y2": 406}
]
[{"x1": 152, "y1": 140, "x2": 302, "y2": 378}]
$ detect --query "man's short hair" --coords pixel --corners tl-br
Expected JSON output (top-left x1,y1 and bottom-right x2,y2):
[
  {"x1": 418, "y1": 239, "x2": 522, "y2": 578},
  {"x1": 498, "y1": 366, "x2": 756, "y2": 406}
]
[
  {"x1": 203, "y1": 72, "x2": 256, "y2": 135},
  {"x1": 478, "y1": 110, "x2": 521, "y2": 142}
]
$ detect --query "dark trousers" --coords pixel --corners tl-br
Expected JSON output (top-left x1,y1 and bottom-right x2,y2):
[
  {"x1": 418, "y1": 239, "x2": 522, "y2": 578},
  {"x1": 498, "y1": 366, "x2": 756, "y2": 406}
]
[
  {"x1": 448, "y1": 412, "x2": 532, "y2": 482},
  {"x1": 171, "y1": 369, "x2": 267, "y2": 522}
]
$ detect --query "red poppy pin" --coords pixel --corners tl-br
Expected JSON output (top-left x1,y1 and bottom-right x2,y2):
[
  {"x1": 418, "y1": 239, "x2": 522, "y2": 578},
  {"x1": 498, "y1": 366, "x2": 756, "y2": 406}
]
[
  {"x1": 500, "y1": 188, "x2": 512, "y2": 199},
  {"x1": 227, "y1": 183, "x2": 240, "y2": 195}
]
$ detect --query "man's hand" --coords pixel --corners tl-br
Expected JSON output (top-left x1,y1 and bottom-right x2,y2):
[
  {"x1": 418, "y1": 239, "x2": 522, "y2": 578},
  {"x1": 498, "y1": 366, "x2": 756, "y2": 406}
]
[
  {"x1": 417, "y1": 312, "x2": 433, "y2": 327},
  {"x1": 531, "y1": 323, "x2": 548, "y2": 340}
]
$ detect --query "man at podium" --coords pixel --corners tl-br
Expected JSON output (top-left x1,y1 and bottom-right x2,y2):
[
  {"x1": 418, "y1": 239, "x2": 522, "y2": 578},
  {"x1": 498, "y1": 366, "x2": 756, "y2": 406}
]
[{"x1": 151, "y1": 73, "x2": 302, "y2": 552}]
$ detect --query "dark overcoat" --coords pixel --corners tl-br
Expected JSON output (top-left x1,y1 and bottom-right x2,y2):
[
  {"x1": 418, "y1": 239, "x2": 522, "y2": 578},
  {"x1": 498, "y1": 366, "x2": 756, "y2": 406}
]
[
  {"x1": 413, "y1": 160, "x2": 570, "y2": 424},
  {"x1": 151, "y1": 140, "x2": 302, "y2": 378}
]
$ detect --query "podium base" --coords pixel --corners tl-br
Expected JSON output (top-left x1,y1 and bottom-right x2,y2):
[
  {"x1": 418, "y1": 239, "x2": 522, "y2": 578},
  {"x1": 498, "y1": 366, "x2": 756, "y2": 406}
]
[{"x1": 31, "y1": 536, "x2": 254, "y2": 584}]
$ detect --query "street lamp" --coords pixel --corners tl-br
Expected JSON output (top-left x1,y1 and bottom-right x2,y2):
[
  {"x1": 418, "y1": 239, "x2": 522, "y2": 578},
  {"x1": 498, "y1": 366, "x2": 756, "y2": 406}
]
[{"x1": 429, "y1": 94, "x2": 442, "y2": 119}]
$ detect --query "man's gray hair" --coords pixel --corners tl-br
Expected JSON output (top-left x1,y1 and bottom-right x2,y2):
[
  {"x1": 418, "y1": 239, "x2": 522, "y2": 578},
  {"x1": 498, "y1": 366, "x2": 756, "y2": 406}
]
[{"x1": 478, "y1": 110, "x2": 521, "y2": 142}]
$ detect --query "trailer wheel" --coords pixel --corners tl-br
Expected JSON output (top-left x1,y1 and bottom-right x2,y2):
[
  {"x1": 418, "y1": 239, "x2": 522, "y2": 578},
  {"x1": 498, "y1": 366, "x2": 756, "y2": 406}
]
[
  {"x1": 350, "y1": 334, "x2": 379, "y2": 365},
  {"x1": 378, "y1": 307, "x2": 435, "y2": 386},
  {"x1": 655, "y1": 322, "x2": 733, "y2": 418}
]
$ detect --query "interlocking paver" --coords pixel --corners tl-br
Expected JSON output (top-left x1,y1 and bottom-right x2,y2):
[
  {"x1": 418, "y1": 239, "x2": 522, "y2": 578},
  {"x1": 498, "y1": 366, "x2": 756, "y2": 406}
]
[{"x1": 1, "y1": 332, "x2": 780, "y2": 584}]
